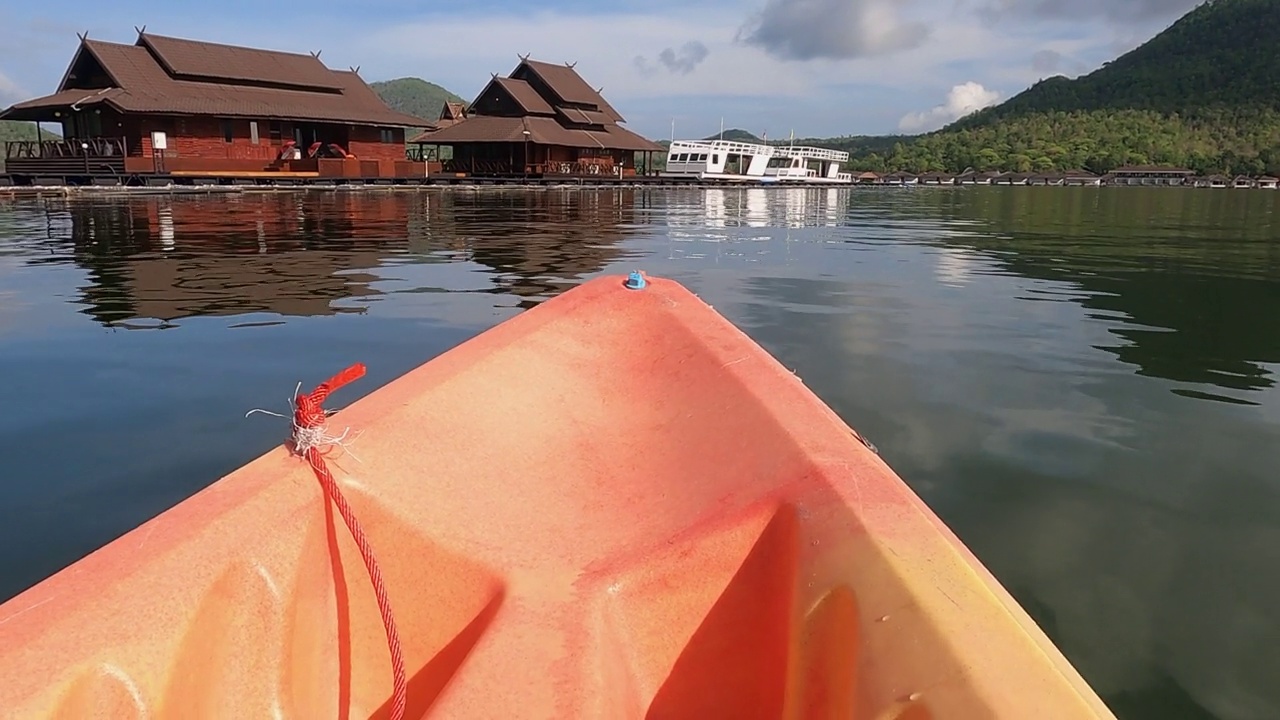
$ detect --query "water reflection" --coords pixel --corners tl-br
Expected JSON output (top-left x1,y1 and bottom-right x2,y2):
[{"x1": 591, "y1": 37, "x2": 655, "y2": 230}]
[
  {"x1": 2, "y1": 187, "x2": 1280, "y2": 720},
  {"x1": 7, "y1": 186, "x2": 1280, "y2": 399},
  {"x1": 29, "y1": 190, "x2": 651, "y2": 325},
  {"x1": 663, "y1": 186, "x2": 850, "y2": 230},
  {"x1": 907, "y1": 187, "x2": 1280, "y2": 396}
]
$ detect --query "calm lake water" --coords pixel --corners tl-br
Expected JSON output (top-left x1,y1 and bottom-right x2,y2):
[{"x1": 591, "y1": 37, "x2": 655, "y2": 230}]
[{"x1": 1, "y1": 186, "x2": 1278, "y2": 719}]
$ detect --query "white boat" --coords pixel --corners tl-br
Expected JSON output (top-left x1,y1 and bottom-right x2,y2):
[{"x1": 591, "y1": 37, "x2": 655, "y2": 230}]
[{"x1": 660, "y1": 139, "x2": 853, "y2": 184}]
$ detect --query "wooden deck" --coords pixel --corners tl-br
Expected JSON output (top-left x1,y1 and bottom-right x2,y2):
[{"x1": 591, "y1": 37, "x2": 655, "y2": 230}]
[
  {"x1": 0, "y1": 174, "x2": 841, "y2": 193},
  {"x1": 166, "y1": 170, "x2": 323, "y2": 178}
]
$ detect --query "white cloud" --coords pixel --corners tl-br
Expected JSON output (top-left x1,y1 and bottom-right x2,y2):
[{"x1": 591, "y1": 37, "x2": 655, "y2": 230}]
[
  {"x1": 634, "y1": 41, "x2": 711, "y2": 76},
  {"x1": 898, "y1": 81, "x2": 1000, "y2": 132},
  {"x1": 356, "y1": 11, "x2": 818, "y2": 104},
  {"x1": 738, "y1": 0, "x2": 930, "y2": 60}
]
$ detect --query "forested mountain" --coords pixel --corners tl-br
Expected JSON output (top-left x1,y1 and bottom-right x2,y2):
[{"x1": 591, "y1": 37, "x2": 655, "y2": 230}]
[
  {"x1": 369, "y1": 78, "x2": 465, "y2": 123},
  {"x1": 840, "y1": 0, "x2": 1280, "y2": 175},
  {"x1": 958, "y1": 0, "x2": 1280, "y2": 126}
]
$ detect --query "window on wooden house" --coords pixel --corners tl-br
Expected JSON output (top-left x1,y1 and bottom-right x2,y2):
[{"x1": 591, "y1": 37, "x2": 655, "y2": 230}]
[
  {"x1": 249, "y1": 121, "x2": 260, "y2": 145},
  {"x1": 268, "y1": 121, "x2": 283, "y2": 142},
  {"x1": 221, "y1": 119, "x2": 233, "y2": 143},
  {"x1": 379, "y1": 128, "x2": 397, "y2": 143}
]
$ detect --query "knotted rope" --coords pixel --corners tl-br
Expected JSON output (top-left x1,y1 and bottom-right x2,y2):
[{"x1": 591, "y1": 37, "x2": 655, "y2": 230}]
[{"x1": 253, "y1": 363, "x2": 406, "y2": 719}]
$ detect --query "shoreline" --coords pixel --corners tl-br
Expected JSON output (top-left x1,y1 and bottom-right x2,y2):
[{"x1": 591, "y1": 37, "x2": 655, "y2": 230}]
[{"x1": 0, "y1": 182, "x2": 1276, "y2": 198}]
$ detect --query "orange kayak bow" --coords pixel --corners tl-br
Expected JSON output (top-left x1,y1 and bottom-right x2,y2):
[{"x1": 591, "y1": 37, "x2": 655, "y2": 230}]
[{"x1": 0, "y1": 273, "x2": 1114, "y2": 719}]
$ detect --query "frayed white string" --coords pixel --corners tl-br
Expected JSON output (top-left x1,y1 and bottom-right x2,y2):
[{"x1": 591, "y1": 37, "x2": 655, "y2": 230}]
[{"x1": 246, "y1": 382, "x2": 363, "y2": 462}]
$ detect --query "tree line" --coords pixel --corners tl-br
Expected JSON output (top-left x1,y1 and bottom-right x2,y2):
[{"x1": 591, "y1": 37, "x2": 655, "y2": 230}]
[{"x1": 837, "y1": 108, "x2": 1280, "y2": 177}]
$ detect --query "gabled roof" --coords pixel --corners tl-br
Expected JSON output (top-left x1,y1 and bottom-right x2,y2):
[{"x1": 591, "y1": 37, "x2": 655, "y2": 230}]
[
  {"x1": 490, "y1": 77, "x2": 555, "y2": 115},
  {"x1": 408, "y1": 56, "x2": 659, "y2": 151},
  {"x1": 440, "y1": 102, "x2": 466, "y2": 121},
  {"x1": 513, "y1": 59, "x2": 623, "y2": 122},
  {"x1": 0, "y1": 33, "x2": 432, "y2": 127},
  {"x1": 138, "y1": 33, "x2": 342, "y2": 91},
  {"x1": 410, "y1": 115, "x2": 662, "y2": 151}
]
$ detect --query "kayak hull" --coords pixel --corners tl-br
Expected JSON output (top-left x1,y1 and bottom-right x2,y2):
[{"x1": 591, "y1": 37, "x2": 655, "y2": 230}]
[{"x1": 0, "y1": 274, "x2": 1114, "y2": 719}]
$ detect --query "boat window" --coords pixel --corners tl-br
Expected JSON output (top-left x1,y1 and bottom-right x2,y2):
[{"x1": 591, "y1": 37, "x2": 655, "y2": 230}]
[
  {"x1": 698, "y1": 154, "x2": 708, "y2": 161},
  {"x1": 676, "y1": 154, "x2": 688, "y2": 162},
  {"x1": 712, "y1": 154, "x2": 720, "y2": 164}
]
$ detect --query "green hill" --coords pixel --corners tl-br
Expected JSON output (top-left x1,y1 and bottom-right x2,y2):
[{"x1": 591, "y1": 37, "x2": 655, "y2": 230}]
[
  {"x1": 370, "y1": 78, "x2": 466, "y2": 123},
  {"x1": 0, "y1": 121, "x2": 53, "y2": 142},
  {"x1": 841, "y1": 0, "x2": 1280, "y2": 176},
  {"x1": 702, "y1": 129, "x2": 762, "y2": 142},
  {"x1": 957, "y1": 0, "x2": 1280, "y2": 126},
  {"x1": 1, "y1": 121, "x2": 61, "y2": 174}
]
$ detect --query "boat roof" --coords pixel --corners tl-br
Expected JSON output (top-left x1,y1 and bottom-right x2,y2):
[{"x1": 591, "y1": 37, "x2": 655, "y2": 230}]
[
  {"x1": 667, "y1": 139, "x2": 775, "y2": 156},
  {"x1": 667, "y1": 139, "x2": 848, "y2": 162},
  {"x1": 774, "y1": 145, "x2": 850, "y2": 162}
]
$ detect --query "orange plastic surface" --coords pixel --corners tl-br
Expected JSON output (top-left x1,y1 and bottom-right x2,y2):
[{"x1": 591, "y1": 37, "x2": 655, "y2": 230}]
[{"x1": 0, "y1": 275, "x2": 1116, "y2": 719}]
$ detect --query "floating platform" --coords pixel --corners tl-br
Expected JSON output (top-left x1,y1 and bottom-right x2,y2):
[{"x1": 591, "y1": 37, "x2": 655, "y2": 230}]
[{"x1": 0, "y1": 172, "x2": 854, "y2": 189}]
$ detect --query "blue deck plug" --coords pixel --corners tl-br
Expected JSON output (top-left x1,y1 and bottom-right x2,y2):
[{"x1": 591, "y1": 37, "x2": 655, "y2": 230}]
[{"x1": 624, "y1": 271, "x2": 647, "y2": 290}]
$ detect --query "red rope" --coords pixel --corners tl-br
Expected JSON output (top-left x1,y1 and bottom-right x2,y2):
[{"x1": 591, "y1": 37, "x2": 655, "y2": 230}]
[{"x1": 294, "y1": 363, "x2": 406, "y2": 720}]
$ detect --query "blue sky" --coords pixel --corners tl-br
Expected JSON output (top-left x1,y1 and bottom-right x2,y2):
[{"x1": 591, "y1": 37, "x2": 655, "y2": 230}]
[{"x1": 0, "y1": 0, "x2": 1202, "y2": 139}]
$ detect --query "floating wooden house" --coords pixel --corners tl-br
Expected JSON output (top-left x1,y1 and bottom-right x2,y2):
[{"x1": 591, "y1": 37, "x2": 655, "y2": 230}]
[
  {"x1": 411, "y1": 58, "x2": 664, "y2": 179},
  {"x1": 0, "y1": 32, "x2": 433, "y2": 185}
]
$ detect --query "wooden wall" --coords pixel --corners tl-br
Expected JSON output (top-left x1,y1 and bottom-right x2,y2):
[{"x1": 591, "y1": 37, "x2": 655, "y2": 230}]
[
  {"x1": 347, "y1": 126, "x2": 406, "y2": 161},
  {"x1": 116, "y1": 116, "x2": 407, "y2": 161}
]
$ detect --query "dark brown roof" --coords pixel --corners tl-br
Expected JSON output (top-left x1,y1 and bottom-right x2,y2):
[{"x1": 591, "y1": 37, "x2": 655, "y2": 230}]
[
  {"x1": 440, "y1": 102, "x2": 466, "y2": 121},
  {"x1": 407, "y1": 56, "x2": 659, "y2": 151},
  {"x1": 6, "y1": 87, "x2": 124, "y2": 111},
  {"x1": 555, "y1": 106, "x2": 612, "y2": 126},
  {"x1": 412, "y1": 115, "x2": 661, "y2": 151},
  {"x1": 493, "y1": 77, "x2": 554, "y2": 115},
  {"x1": 138, "y1": 33, "x2": 342, "y2": 91},
  {"x1": 514, "y1": 59, "x2": 624, "y2": 122},
  {"x1": 0, "y1": 34, "x2": 431, "y2": 127}
]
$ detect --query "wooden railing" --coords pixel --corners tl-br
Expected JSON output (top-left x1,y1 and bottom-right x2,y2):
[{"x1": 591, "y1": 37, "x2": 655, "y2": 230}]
[
  {"x1": 441, "y1": 158, "x2": 621, "y2": 177},
  {"x1": 5, "y1": 137, "x2": 127, "y2": 160},
  {"x1": 543, "y1": 160, "x2": 618, "y2": 177},
  {"x1": 4, "y1": 137, "x2": 128, "y2": 178}
]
